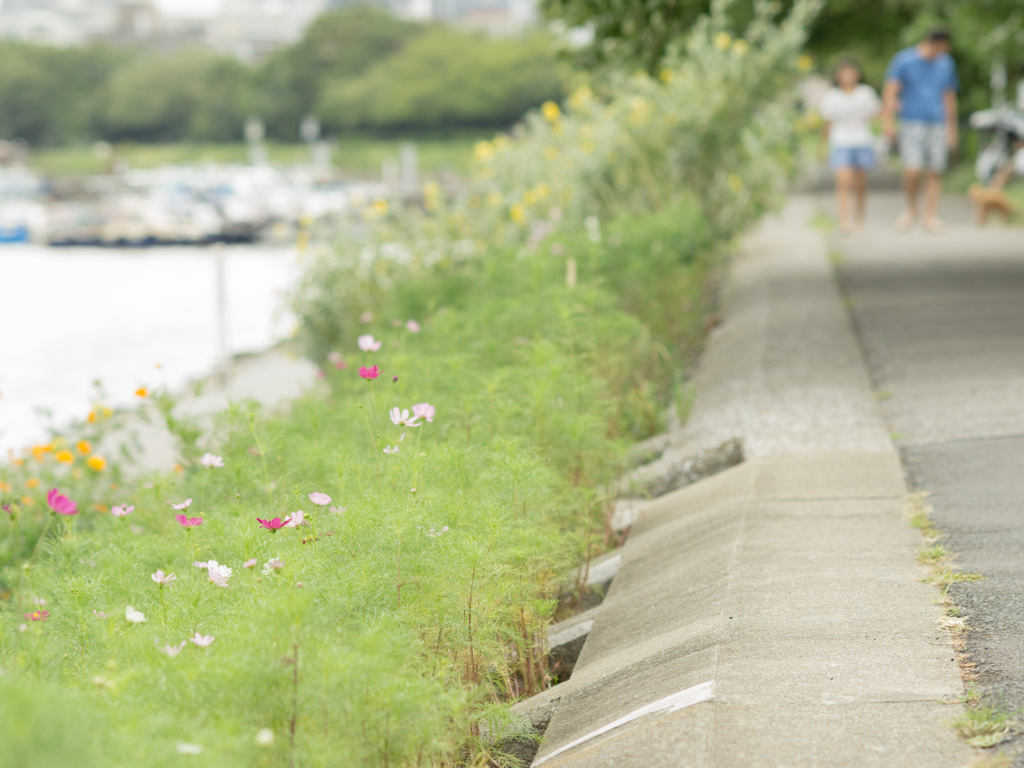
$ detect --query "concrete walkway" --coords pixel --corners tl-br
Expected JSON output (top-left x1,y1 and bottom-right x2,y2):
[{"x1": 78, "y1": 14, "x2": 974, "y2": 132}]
[
  {"x1": 521, "y1": 197, "x2": 975, "y2": 766},
  {"x1": 836, "y1": 190, "x2": 1024, "y2": 765}
]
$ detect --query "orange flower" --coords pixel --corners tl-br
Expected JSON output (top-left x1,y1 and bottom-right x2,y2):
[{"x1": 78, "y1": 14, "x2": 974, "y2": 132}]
[
  {"x1": 0, "y1": 480, "x2": 10, "y2": 493},
  {"x1": 109, "y1": 482, "x2": 119, "y2": 491},
  {"x1": 76, "y1": 440, "x2": 92, "y2": 455},
  {"x1": 26, "y1": 477, "x2": 40, "y2": 489},
  {"x1": 20, "y1": 496, "x2": 34, "y2": 506},
  {"x1": 135, "y1": 387, "x2": 148, "y2": 398},
  {"x1": 31, "y1": 444, "x2": 53, "y2": 462},
  {"x1": 87, "y1": 456, "x2": 107, "y2": 472},
  {"x1": 92, "y1": 502, "x2": 108, "y2": 513},
  {"x1": 56, "y1": 450, "x2": 75, "y2": 464},
  {"x1": 87, "y1": 410, "x2": 97, "y2": 424}
]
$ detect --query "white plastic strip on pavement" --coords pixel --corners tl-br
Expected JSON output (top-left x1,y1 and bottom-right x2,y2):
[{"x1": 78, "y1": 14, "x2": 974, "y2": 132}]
[{"x1": 532, "y1": 680, "x2": 714, "y2": 766}]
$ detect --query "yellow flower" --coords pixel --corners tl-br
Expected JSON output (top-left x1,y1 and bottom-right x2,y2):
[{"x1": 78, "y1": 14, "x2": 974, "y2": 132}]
[
  {"x1": 76, "y1": 440, "x2": 92, "y2": 455},
  {"x1": 728, "y1": 174, "x2": 744, "y2": 193},
  {"x1": 568, "y1": 84, "x2": 593, "y2": 111},
  {"x1": 714, "y1": 32, "x2": 732, "y2": 51},
  {"x1": 509, "y1": 204, "x2": 527, "y2": 226},
  {"x1": 87, "y1": 456, "x2": 107, "y2": 472},
  {"x1": 373, "y1": 199, "x2": 389, "y2": 216},
  {"x1": 628, "y1": 96, "x2": 654, "y2": 127},
  {"x1": 580, "y1": 140, "x2": 595, "y2": 155},
  {"x1": 523, "y1": 189, "x2": 538, "y2": 206},
  {"x1": 544, "y1": 146, "x2": 559, "y2": 161},
  {"x1": 473, "y1": 141, "x2": 494, "y2": 164},
  {"x1": 541, "y1": 101, "x2": 561, "y2": 123},
  {"x1": 732, "y1": 39, "x2": 748, "y2": 56},
  {"x1": 493, "y1": 135, "x2": 510, "y2": 151},
  {"x1": 797, "y1": 54, "x2": 813, "y2": 72},
  {"x1": 26, "y1": 477, "x2": 40, "y2": 488},
  {"x1": 135, "y1": 387, "x2": 148, "y2": 398},
  {"x1": 535, "y1": 182, "x2": 550, "y2": 200},
  {"x1": 55, "y1": 450, "x2": 75, "y2": 464},
  {"x1": 660, "y1": 68, "x2": 674, "y2": 84},
  {"x1": 485, "y1": 191, "x2": 503, "y2": 208},
  {"x1": 423, "y1": 181, "x2": 440, "y2": 198}
]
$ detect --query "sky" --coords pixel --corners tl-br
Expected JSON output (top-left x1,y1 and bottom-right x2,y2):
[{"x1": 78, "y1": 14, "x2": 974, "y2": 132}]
[{"x1": 152, "y1": 0, "x2": 226, "y2": 18}]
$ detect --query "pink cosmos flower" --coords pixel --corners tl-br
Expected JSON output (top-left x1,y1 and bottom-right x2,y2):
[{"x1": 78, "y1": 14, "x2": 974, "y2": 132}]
[
  {"x1": 383, "y1": 445, "x2": 400, "y2": 455},
  {"x1": 389, "y1": 407, "x2": 421, "y2": 428},
  {"x1": 257, "y1": 517, "x2": 287, "y2": 531},
  {"x1": 46, "y1": 488, "x2": 78, "y2": 516},
  {"x1": 192, "y1": 561, "x2": 209, "y2": 569},
  {"x1": 359, "y1": 365, "x2": 379, "y2": 380},
  {"x1": 406, "y1": 320, "x2": 421, "y2": 333},
  {"x1": 206, "y1": 561, "x2": 231, "y2": 587},
  {"x1": 359, "y1": 311, "x2": 373, "y2": 324},
  {"x1": 175, "y1": 514, "x2": 203, "y2": 528},
  {"x1": 161, "y1": 641, "x2": 187, "y2": 657},
  {"x1": 262, "y1": 557, "x2": 284, "y2": 574},
  {"x1": 189, "y1": 632, "x2": 215, "y2": 648},
  {"x1": 357, "y1": 335, "x2": 382, "y2": 352},
  {"x1": 327, "y1": 351, "x2": 346, "y2": 370},
  {"x1": 24, "y1": 610, "x2": 49, "y2": 621},
  {"x1": 125, "y1": 606, "x2": 146, "y2": 623},
  {"x1": 412, "y1": 403, "x2": 436, "y2": 423},
  {"x1": 171, "y1": 499, "x2": 193, "y2": 510},
  {"x1": 151, "y1": 570, "x2": 176, "y2": 586},
  {"x1": 243, "y1": 558, "x2": 258, "y2": 568},
  {"x1": 93, "y1": 610, "x2": 109, "y2": 619},
  {"x1": 308, "y1": 492, "x2": 331, "y2": 506},
  {"x1": 199, "y1": 453, "x2": 224, "y2": 468},
  {"x1": 328, "y1": 505, "x2": 347, "y2": 515},
  {"x1": 2, "y1": 503, "x2": 14, "y2": 516},
  {"x1": 111, "y1": 504, "x2": 134, "y2": 518},
  {"x1": 284, "y1": 510, "x2": 305, "y2": 527}
]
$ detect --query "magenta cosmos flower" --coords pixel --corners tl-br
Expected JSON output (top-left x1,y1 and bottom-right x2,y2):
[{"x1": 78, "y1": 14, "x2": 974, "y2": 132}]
[
  {"x1": 175, "y1": 514, "x2": 203, "y2": 528},
  {"x1": 171, "y1": 499, "x2": 192, "y2": 510},
  {"x1": 357, "y1": 335, "x2": 382, "y2": 352},
  {"x1": 308, "y1": 492, "x2": 331, "y2": 506},
  {"x1": 359, "y1": 365, "x2": 379, "y2": 380},
  {"x1": 46, "y1": 488, "x2": 78, "y2": 516},
  {"x1": 412, "y1": 403, "x2": 436, "y2": 423},
  {"x1": 24, "y1": 610, "x2": 49, "y2": 622},
  {"x1": 257, "y1": 517, "x2": 287, "y2": 531}
]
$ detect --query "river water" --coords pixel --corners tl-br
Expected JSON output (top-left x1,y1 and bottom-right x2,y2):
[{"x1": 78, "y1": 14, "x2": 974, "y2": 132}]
[{"x1": 0, "y1": 243, "x2": 300, "y2": 455}]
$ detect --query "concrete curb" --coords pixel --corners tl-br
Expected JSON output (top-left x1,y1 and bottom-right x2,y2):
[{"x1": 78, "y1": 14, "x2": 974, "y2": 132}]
[{"x1": 522, "y1": 197, "x2": 973, "y2": 766}]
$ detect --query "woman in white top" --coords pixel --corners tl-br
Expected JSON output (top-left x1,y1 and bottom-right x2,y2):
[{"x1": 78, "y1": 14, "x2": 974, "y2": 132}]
[{"x1": 820, "y1": 58, "x2": 882, "y2": 232}]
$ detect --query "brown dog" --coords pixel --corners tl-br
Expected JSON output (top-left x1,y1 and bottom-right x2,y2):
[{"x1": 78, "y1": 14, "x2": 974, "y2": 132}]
[{"x1": 968, "y1": 184, "x2": 1016, "y2": 225}]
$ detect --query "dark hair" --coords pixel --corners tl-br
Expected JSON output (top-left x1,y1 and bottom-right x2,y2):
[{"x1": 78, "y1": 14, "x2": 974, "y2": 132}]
[
  {"x1": 832, "y1": 57, "x2": 862, "y2": 85},
  {"x1": 927, "y1": 28, "x2": 952, "y2": 44}
]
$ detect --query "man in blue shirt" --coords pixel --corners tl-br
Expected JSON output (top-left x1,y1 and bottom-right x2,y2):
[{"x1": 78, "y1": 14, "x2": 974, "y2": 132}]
[{"x1": 882, "y1": 29, "x2": 959, "y2": 232}]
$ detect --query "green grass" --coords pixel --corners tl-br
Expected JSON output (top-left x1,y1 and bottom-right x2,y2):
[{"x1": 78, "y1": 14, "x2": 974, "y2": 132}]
[
  {"x1": 951, "y1": 701, "x2": 1015, "y2": 748},
  {"x1": 0, "y1": 197, "x2": 720, "y2": 767},
  {"x1": 29, "y1": 136, "x2": 485, "y2": 178}
]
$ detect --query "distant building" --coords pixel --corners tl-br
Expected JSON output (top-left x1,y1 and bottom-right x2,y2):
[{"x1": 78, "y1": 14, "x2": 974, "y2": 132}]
[{"x1": 205, "y1": 0, "x2": 328, "y2": 61}]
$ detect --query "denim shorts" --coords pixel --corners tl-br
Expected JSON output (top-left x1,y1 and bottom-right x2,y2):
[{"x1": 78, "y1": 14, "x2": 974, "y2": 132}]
[
  {"x1": 899, "y1": 120, "x2": 948, "y2": 173},
  {"x1": 830, "y1": 146, "x2": 876, "y2": 170}
]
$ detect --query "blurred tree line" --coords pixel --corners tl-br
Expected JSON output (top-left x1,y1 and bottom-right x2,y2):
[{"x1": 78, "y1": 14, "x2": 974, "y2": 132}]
[
  {"x1": 0, "y1": 7, "x2": 567, "y2": 146},
  {"x1": 542, "y1": 0, "x2": 1023, "y2": 115}
]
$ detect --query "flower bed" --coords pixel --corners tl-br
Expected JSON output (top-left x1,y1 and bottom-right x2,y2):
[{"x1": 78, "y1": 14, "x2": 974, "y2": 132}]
[{"x1": 0, "y1": 4, "x2": 818, "y2": 765}]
